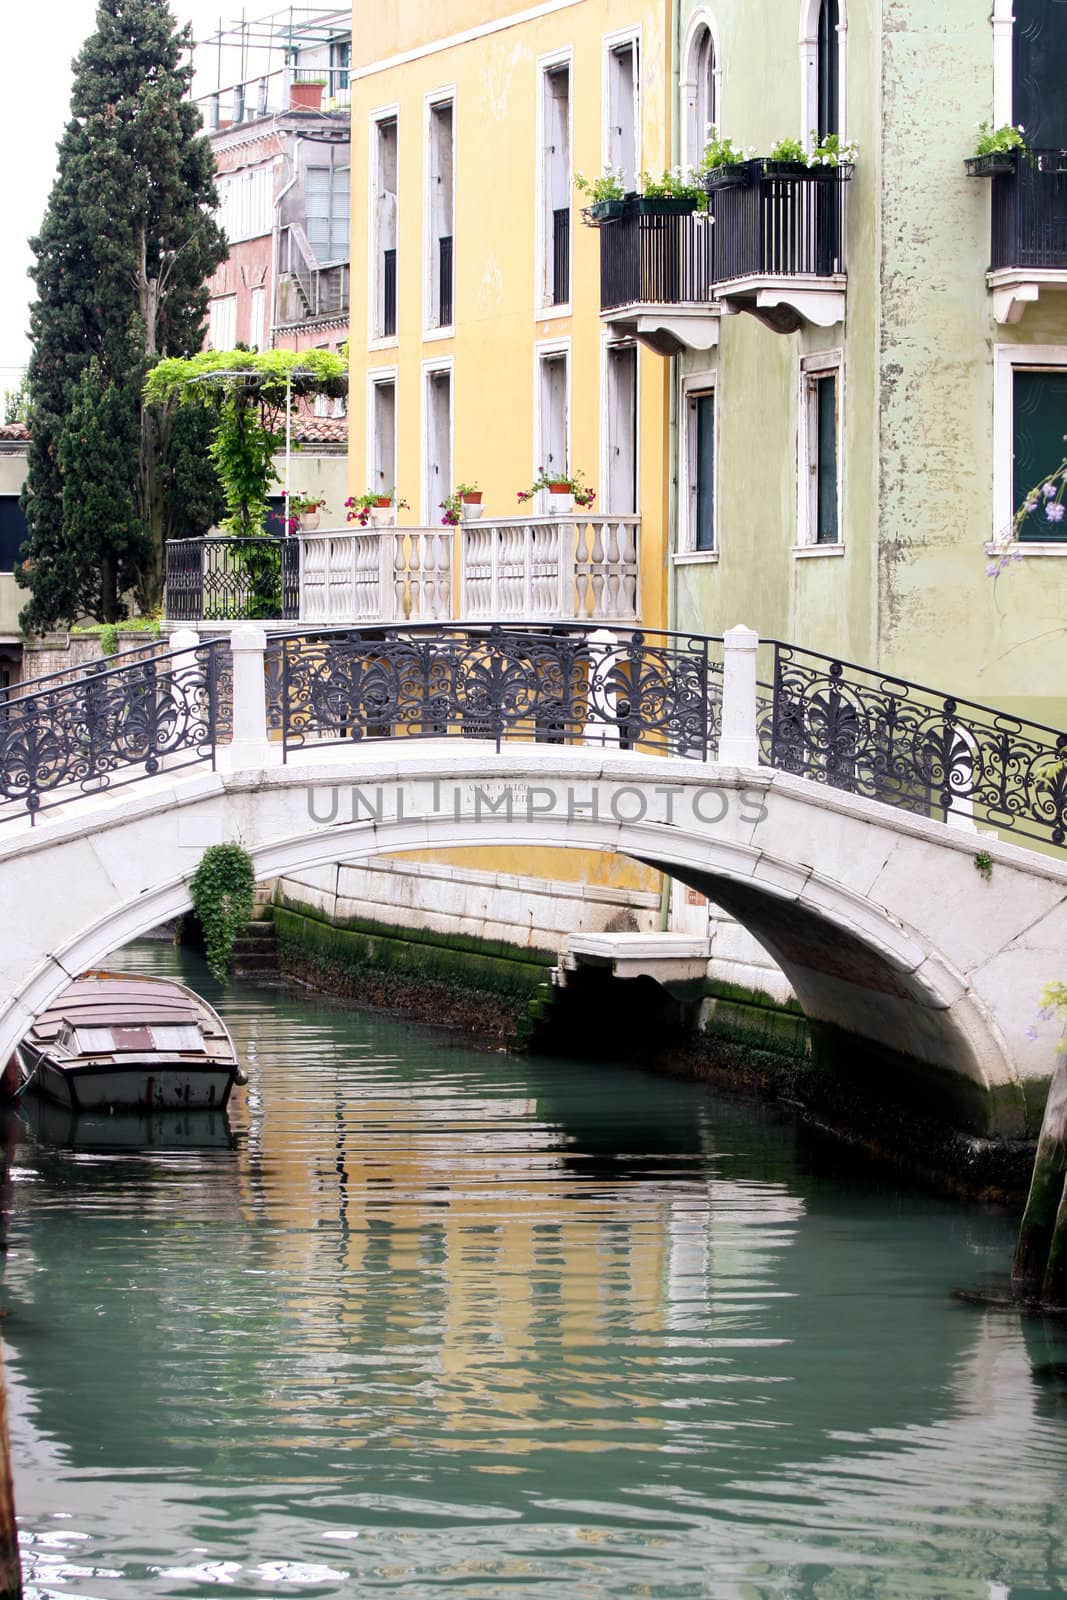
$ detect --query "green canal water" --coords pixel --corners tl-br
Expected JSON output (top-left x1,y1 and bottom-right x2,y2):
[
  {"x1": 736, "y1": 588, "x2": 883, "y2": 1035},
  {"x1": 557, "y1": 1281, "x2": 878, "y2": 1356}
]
[{"x1": 4, "y1": 941, "x2": 1067, "y2": 1599}]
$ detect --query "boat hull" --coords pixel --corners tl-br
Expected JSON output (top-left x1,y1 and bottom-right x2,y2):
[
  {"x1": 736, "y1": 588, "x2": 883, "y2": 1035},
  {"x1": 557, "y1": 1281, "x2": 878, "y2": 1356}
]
[{"x1": 24, "y1": 1046, "x2": 240, "y2": 1113}]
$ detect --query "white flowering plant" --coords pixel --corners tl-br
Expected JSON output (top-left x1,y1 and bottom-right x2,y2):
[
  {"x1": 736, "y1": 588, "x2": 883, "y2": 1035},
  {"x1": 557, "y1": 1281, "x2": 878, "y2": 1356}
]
[
  {"x1": 640, "y1": 166, "x2": 706, "y2": 202},
  {"x1": 574, "y1": 167, "x2": 627, "y2": 202},
  {"x1": 809, "y1": 132, "x2": 859, "y2": 167}
]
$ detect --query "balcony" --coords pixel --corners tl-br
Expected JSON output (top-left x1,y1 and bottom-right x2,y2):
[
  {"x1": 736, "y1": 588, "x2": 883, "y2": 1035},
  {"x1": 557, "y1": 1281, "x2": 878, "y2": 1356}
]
[
  {"x1": 976, "y1": 150, "x2": 1067, "y2": 323},
  {"x1": 705, "y1": 160, "x2": 850, "y2": 332},
  {"x1": 165, "y1": 516, "x2": 640, "y2": 628},
  {"x1": 277, "y1": 224, "x2": 349, "y2": 324},
  {"x1": 599, "y1": 206, "x2": 720, "y2": 355}
]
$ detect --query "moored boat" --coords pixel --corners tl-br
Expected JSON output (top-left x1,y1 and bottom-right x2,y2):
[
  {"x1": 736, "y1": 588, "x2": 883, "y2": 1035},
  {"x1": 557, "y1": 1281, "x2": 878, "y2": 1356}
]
[{"x1": 3, "y1": 971, "x2": 247, "y2": 1113}]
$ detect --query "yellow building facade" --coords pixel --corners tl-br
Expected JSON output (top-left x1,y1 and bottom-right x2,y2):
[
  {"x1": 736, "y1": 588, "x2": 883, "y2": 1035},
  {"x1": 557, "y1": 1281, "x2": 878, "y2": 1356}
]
[{"x1": 343, "y1": 0, "x2": 675, "y2": 912}]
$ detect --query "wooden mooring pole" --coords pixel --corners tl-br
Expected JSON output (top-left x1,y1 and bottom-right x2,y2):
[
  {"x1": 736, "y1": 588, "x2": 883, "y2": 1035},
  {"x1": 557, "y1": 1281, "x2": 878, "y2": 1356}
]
[
  {"x1": 0, "y1": 1341, "x2": 20, "y2": 1599},
  {"x1": 1013, "y1": 1052, "x2": 1067, "y2": 1307}
]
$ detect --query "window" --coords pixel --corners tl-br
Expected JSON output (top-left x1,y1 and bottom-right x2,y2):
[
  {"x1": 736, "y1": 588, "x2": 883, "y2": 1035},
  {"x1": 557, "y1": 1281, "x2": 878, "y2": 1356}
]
[
  {"x1": 249, "y1": 285, "x2": 266, "y2": 351},
  {"x1": 536, "y1": 347, "x2": 570, "y2": 509},
  {"x1": 208, "y1": 294, "x2": 237, "y2": 350},
  {"x1": 216, "y1": 165, "x2": 274, "y2": 243},
  {"x1": 682, "y1": 18, "x2": 717, "y2": 169},
  {"x1": 1013, "y1": 367, "x2": 1067, "y2": 541},
  {"x1": 369, "y1": 374, "x2": 397, "y2": 493},
  {"x1": 306, "y1": 163, "x2": 350, "y2": 262},
  {"x1": 1012, "y1": 0, "x2": 1067, "y2": 146},
  {"x1": 330, "y1": 37, "x2": 351, "y2": 95},
  {"x1": 540, "y1": 62, "x2": 571, "y2": 309},
  {"x1": 798, "y1": 353, "x2": 842, "y2": 547},
  {"x1": 605, "y1": 341, "x2": 638, "y2": 514},
  {"x1": 371, "y1": 114, "x2": 398, "y2": 341},
  {"x1": 684, "y1": 385, "x2": 716, "y2": 553},
  {"x1": 606, "y1": 37, "x2": 640, "y2": 193},
  {"x1": 817, "y1": 0, "x2": 840, "y2": 139},
  {"x1": 0, "y1": 497, "x2": 28, "y2": 572},
  {"x1": 427, "y1": 98, "x2": 455, "y2": 330},
  {"x1": 424, "y1": 366, "x2": 452, "y2": 520}
]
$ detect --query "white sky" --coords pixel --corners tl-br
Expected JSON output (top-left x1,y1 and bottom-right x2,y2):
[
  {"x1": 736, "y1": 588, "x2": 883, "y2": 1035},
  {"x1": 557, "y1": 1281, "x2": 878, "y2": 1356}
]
[{"x1": 0, "y1": 0, "x2": 251, "y2": 388}]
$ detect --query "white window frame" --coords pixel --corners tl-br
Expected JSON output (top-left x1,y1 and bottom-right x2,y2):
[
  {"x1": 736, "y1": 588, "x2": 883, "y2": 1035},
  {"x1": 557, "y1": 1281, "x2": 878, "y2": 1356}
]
[
  {"x1": 208, "y1": 294, "x2": 237, "y2": 351},
  {"x1": 366, "y1": 365, "x2": 398, "y2": 497},
  {"x1": 420, "y1": 357, "x2": 454, "y2": 523},
  {"x1": 249, "y1": 284, "x2": 266, "y2": 352},
  {"x1": 992, "y1": 343, "x2": 1067, "y2": 555},
  {"x1": 533, "y1": 337, "x2": 572, "y2": 512},
  {"x1": 535, "y1": 47, "x2": 573, "y2": 320},
  {"x1": 367, "y1": 103, "x2": 400, "y2": 352},
  {"x1": 423, "y1": 85, "x2": 456, "y2": 340},
  {"x1": 602, "y1": 26, "x2": 642, "y2": 192},
  {"x1": 800, "y1": 0, "x2": 847, "y2": 151},
  {"x1": 600, "y1": 331, "x2": 641, "y2": 516},
  {"x1": 676, "y1": 368, "x2": 719, "y2": 562},
  {"x1": 680, "y1": 10, "x2": 722, "y2": 170},
  {"x1": 795, "y1": 348, "x2": 845, "y2": 555},
  {"x1": 992, "y1": 0, "x2": 1014, "y2": 128}
]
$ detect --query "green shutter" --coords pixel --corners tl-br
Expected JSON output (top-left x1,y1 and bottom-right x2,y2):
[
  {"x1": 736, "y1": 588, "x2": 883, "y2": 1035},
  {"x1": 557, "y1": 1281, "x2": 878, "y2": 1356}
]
[
  {"x1": 695, "y1": 394, "x2": 715, "y2": 551},
  {"x1": 1014, "y1": 0, "x2": 1067, "y2": 148},
  {"x1": 1014, "y1": 369, "x2": 1067, "y2": 541},
  {"x1": 815, "y1": 374, "x2": 839, "y2": 544}
]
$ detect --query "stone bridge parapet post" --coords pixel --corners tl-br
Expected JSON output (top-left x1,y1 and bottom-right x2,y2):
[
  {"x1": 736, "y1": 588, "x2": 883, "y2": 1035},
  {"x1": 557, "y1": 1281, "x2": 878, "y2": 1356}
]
[
  {"x1": 225, "y1": 623, "x2": 274, "y2": 768},
  {"x1": 717, "y1": 624, "x2": 760, "y2": 767}
]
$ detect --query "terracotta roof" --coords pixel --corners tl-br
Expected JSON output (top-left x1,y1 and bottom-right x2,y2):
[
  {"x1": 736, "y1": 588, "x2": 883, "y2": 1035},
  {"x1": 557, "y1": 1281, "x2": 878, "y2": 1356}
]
[
  {"x1": 291, "y1": 417, "x2": 348, "y2": 444},
  {"x1": 0, "y1": 422, "x2": 29, "y2": 440}
]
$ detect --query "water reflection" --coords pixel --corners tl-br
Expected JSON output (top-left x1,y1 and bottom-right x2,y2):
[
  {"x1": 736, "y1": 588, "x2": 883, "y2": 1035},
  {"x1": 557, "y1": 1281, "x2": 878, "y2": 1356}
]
[{"x1": 1, "y1": 941, "x2": 1066, "y2": 1598}]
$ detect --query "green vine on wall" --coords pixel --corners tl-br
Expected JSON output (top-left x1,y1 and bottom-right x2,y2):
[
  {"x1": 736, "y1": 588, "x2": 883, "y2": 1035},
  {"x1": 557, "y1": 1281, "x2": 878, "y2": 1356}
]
[{"x1": 188, "y1": 843, "x2": 255, "y2": 983}]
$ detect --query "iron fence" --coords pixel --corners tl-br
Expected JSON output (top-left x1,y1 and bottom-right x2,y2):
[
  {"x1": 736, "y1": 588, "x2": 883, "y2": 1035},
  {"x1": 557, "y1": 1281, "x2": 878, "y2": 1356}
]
[
  {"x1": 990, "y1": 149, "x2": 1067, "y2": 271},
  {"x1": 599, "y1": 209, "x2": 716, "y2": 311},
  {"x1": 439, "y1": 234, "x2": 453, "y2": 326},
  {"x1": 165, "y1": 537, "x2": 300, "y2": 623},
  {"x1": 552, "y1": 208, "x2": 570, "y2": 305},
  {"x1": 0, "y1": 638, "x2": 227, "y2": 825},
  {"x1": 759, "y1": 641, "x2": 1067, "y2": 845},
  {"x1": 277, "y1": 623, "x2": 723, "y2": 761},
  {"x1": 707, "y1": 162, "x2": 849, "y2": 282}
]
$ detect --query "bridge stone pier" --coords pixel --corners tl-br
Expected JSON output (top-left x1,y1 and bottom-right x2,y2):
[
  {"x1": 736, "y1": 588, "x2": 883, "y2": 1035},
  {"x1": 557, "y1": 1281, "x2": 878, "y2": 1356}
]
[{"x1": 3, "y1": 735, "x2": 1067, "y2": 1139}]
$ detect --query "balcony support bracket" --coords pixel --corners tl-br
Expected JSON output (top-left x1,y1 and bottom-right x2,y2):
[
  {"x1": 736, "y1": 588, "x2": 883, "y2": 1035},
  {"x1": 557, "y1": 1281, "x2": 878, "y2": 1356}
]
[
  {"x1": 715, "y1": 275, "x2": 846, "y2": 334},
  {"x1": 987, "y1": 269, "x2": 1067, "y2": 325},
  {"x1": 600, "y1": 305, "x2": 721, "y2": 358}
]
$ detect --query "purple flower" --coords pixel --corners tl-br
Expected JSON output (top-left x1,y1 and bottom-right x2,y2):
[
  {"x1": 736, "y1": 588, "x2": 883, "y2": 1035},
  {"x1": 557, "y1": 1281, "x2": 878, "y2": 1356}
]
[
  {"x1": 1024, "y1": 497, "x2": 1039, "y2": 514},
  {"x1": 1046, "y1": 502, "x2": 1065, "y2": 523},
  {"x1": 1025, "y1": 1025, "x2": 1039, "y2": 1042},
  {"x1": 1043, "y1": 481, "x2": 1057, "y2": 498}
]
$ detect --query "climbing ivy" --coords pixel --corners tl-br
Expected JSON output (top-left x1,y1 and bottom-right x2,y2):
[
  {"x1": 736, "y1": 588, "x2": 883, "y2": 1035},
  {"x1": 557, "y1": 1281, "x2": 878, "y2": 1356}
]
[{"x1": 188, "y1": 842, "x2": 255, "y2": 983}]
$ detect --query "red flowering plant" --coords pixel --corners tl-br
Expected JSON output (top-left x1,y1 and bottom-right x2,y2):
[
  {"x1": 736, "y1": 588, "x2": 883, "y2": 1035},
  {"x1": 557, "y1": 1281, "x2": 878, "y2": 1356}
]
[
  {"x1": 345, "y1": 488, "x2": 410, "y2": 526},
  {"x1": 516, "y1": 468, "x2": 596, "y2": 508}
]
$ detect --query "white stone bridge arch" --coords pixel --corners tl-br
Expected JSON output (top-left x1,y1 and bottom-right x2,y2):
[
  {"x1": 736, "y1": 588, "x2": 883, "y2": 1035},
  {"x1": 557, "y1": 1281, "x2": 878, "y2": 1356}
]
[{"x1": 4, "y1": 738, "x2": 1067, "y2": 1140}]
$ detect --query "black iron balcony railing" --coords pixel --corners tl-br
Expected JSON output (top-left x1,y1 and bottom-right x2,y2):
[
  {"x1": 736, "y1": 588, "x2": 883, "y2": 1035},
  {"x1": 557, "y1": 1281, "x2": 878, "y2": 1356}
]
[
  {"x1": 552, "y1": 207, "x2": 570, "y2": 304},
  {"x1": 382, "y1": 248, "x2": 397, "y2": 337},
  {"x1": 706, "y1": 160, "x2": 850, "y2": 283},
  {"x1": 166, "y1": 537, "x2": 300, "y2": 624},
  {"x1": 600, "y1": 210, "x2": 716, "y2": 311},
  {"x1": 990, "y1": 149, "x2": 1067, "y2": 271},
  {"x1": 439, "y1": 234, "x2": 453, "y2": 326}
]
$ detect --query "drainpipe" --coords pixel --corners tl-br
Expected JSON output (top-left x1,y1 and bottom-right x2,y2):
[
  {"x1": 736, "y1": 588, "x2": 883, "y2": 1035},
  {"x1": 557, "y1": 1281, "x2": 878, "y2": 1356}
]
[{"x1": 269, "y1": 145, "x2": 301, "y2": 350}]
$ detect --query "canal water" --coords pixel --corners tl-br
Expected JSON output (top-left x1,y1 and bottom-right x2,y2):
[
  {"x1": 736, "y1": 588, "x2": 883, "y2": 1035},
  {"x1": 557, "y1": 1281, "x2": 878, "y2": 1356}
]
[{"x1": 4, "y1": 942, "x2": 1067, "y2": 1600}]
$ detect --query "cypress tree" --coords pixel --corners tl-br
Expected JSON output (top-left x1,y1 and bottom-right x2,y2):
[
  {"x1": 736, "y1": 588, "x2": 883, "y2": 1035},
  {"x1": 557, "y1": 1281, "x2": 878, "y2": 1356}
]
[{"x1": 20, "y1": 0, "x2": 226, "y2": 628}]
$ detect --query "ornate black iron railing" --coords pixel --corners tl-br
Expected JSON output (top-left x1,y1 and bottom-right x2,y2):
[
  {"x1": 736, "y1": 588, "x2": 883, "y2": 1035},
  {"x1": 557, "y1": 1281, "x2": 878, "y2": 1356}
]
[
  {"x1": 277, "y1": 623, "x2": 722, "y2": 760},
  {"x1": 438, "y1": 234, "x2": 453, "y2": 326},
  {"x1": 165, "y1": 536, "x2": 300, "y2": 623},
  {"x1": 382, "y1": 248, "x2": 397, "y2": 337},
  {"x1": 599, "y1": 209, "x2": 716, "y2": 311},
  {"x1": 0, "y1": 638, "x2": 226, "y2": 825},
  {"x1": 990, "y1": 149, "x2": 1067, "y2": 271},
  {"x1": 707, "y1": 161, "x2": 849, "y2": 282},
  {"x1": 759, "y1": 641, "x2": 1067, "y2": 845}
]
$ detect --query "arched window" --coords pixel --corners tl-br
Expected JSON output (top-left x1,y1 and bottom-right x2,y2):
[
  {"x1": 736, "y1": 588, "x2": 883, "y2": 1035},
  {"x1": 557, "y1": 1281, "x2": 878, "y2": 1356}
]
[
  {"x1": 681, "y1": 14, "x2": 720, "y2": 169},
  {"x1": 816, "y1": 0, "x2": 840, "y2": 139}
]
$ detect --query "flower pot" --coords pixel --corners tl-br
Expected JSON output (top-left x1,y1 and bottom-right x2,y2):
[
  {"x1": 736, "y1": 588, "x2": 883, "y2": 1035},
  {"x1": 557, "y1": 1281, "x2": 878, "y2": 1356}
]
[
  {"x1": 965, "y1": 151, "x2": 1017, "y2": 178},
  {"x1": 547, "y1": 487, "x2": 573, "y2": 516},
  {"x1": 460, "y1": 493, "x2": 483, "y2": 521},
  {"x1": 299, "y1": 510, "x2": 320, "y2": 531},
  {"x1": 289, "y1": 81, "x2": 324, "y2": 111},
  {"x1": 703, "y1": 162, "x2": 753, "y2": 192},
  {"x1": 585, "y1": 198, "x2": 629, "y2": 225},
  {"x1": 634, "y1": 195, "x2": 698, "y2": 215},
  {"x1": 369, "y1": 501, "x2": 394, "y2": 527}
]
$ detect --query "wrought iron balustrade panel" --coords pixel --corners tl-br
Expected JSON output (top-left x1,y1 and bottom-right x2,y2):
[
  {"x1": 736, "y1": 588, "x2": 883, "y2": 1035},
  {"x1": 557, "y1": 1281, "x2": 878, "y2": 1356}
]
[
  {"x1": 552, "y1": 209, "x2": 570, "y2": 305},
  {"x1": 279, "y1": 625, "x2": 721, "y2": 759},
  {"x1": 0, "y1": 638, "x2": 226, "y2": 825},
  {"x1": 760, "y1": 642, "x2": 1067, "y2": 844},
  {"x1": 599, "y1": 211, "x2": 716, "y2": 311},
  {"x1": 165, "y1": 537, "x2": 290, "y2": 623},
  {"x1": 991, "y1": 149, "x2": 1067, "y2": 270},
  {"x1": 708, "y1": 164, "x2": 847, "y2": 284}
]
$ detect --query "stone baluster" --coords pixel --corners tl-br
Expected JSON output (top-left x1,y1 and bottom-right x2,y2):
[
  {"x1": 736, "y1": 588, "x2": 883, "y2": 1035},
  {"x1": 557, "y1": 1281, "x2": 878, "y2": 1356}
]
[{"x1": 226, "y1": 622, "x2": 273, "y2": 768}]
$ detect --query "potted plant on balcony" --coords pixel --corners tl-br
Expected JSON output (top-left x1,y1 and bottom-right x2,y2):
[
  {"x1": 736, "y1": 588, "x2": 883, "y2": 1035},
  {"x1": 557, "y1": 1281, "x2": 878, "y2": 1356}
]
[
  {"x1": 440, "y1": 482, "x2": 483, "y2": 524},
  {"x1": 289, "y1": 77, "x2": 327, "y2": 112},
  {"x1": 345, "y1": 489, "x2": 410, "y2": 528},
  {"x1": 806, "y1": 131, "x2": 858, "y2": 180},
  {"x1": 518, "y1": 468, "x2": 596, "y2": 517},
  {"x1": 635, "y1": 167, "x2": 706, "y2": 215},
  {"x1": 700, "y1": 128, "x2": 754, "y2": 191},
  {"x1": 575, "y1": 168, "x2": 629, "y2": 225},
  {"x1": 966, "y1": 121, "x2": 1026, "y2": 177},
  {"x1": 287, "y1": 491, "x2": 327, "y2": 531}
]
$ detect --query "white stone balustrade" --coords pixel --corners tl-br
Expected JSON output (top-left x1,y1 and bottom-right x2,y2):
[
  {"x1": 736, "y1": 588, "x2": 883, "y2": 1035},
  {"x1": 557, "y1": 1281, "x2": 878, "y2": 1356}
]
[{"x1": 295, "y1": 516, "x2": 640, "y2": 627}]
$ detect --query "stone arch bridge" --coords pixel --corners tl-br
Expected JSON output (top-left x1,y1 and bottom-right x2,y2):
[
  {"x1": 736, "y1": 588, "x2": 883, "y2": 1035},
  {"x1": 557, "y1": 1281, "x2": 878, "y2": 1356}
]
[{"x1": 2, "y1": 620, "x2": 1067, "y2": 1139}]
